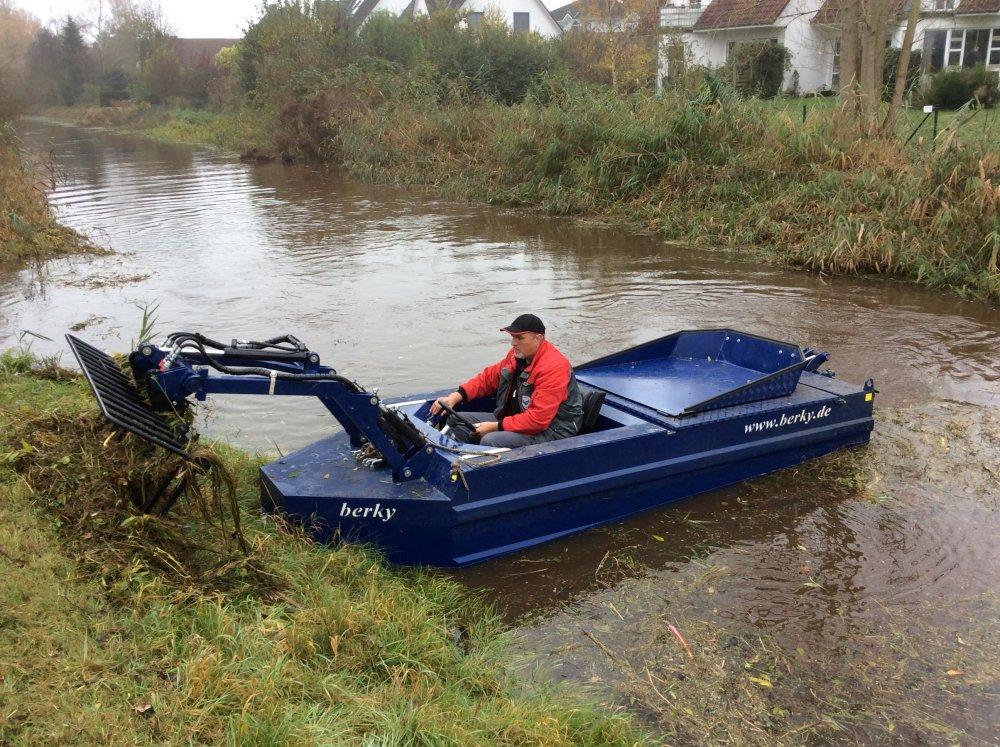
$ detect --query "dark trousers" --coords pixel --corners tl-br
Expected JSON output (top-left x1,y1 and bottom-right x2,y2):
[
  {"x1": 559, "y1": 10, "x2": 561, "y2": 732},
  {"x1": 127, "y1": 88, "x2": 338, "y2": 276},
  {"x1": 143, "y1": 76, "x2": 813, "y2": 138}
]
[{"x1": 448, "y1": 412, "x2": 537, "y2": 448}]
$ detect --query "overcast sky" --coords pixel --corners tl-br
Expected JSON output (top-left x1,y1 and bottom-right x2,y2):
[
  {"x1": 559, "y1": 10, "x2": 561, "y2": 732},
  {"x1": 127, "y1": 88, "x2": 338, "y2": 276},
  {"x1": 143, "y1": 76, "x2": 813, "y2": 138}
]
[
  {"x1": 18, "y1": 0, "x2": 560, "y2": 38},
  {"x1": 22, "y1": 1, "x2": 268, "y2": 37}
]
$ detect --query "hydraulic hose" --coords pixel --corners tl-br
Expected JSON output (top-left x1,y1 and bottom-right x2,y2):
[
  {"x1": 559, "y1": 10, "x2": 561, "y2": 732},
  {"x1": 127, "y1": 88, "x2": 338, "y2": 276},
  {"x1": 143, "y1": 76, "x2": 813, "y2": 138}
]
[{"x1": 171, "y1": 336, "x2": 364, "y2": 393}]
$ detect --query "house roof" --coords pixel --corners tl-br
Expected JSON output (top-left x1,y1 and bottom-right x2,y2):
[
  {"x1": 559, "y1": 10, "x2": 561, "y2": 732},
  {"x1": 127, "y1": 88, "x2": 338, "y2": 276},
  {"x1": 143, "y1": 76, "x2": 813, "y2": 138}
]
[
  {"x1": 551, "y1": 1, "x2": 579, "y2": 19},
  {"x1": 692, "y1": 0, "x2": 792, "y2": 30},
  {"x1": 353, "y1": 0, "x2": 563, "y2": 32},
  {"x1": 169, "y1": 37, "x2": 239, "y2": 65},
  {"x1": 351, "y1": 0, "x2": 383, "y2": 25},
  {"x1": 812, "y1": 0, "x2": 906, "y2": 25},
  {"x1": 813, "y1": 0, "x2": 999, "y2": 25},
  {"x1": 955, "y1": 0, "x2": 1000, "y2": 13}
]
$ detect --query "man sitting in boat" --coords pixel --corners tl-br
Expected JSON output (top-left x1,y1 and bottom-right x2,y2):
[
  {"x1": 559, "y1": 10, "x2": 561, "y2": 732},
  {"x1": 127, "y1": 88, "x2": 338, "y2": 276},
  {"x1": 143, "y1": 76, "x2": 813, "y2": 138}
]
[{"x1": 430, "y1": 314, "x2": 584, "y2": 448}]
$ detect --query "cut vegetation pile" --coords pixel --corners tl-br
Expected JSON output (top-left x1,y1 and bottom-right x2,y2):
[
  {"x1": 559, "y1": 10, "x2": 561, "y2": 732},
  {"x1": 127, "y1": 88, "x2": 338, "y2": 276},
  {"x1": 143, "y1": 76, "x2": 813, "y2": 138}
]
[
  {"x1": 0, "y1": 352, "x2": 642, "y2": 744},
  {"x1": 0, "y1": 122, "x2": 91, "y2": 264}
]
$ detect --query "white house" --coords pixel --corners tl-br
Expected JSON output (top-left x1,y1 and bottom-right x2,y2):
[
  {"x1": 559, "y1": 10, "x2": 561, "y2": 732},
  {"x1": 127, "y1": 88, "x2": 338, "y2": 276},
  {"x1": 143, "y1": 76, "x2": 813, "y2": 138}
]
[
  {"x1": 351, "y1": 0, "x2": 563, "y2": 37},
  {"x1": 551, "y1": 0, "x2": 645, "y2": 32},
  {"x1": 659, "y1": 0, "x2": 1000, "y2": 94}
]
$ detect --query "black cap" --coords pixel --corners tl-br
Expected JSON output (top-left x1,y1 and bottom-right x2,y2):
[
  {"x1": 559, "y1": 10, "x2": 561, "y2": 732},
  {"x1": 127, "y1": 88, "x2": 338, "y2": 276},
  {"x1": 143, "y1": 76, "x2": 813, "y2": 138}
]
[{"x1": 501, "y1": 313, "x2": 545, "y2": 334}]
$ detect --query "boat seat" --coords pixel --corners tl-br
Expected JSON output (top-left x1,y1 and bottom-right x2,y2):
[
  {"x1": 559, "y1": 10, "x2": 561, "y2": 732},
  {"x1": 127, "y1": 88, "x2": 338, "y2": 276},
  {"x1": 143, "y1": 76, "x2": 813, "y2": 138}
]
[{"x1": 579, "y1": 389, "x2": 606, "y2": 434}]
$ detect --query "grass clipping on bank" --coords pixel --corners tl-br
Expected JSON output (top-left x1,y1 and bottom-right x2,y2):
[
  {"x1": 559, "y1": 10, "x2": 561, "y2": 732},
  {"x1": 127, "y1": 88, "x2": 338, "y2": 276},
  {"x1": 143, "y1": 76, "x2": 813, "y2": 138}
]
[
  {"x1": 0, "y1": 350, "x2": 641, "y2": 745},
  {"x1": 0, "y1": 122, "x2": 94, "y2": 264}
]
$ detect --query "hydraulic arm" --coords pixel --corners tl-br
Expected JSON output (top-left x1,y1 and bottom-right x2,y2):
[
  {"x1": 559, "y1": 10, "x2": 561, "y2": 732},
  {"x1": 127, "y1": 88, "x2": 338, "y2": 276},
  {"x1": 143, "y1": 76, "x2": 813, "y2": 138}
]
[{"x1": 115, "y1": 331, "x2": 434, "y2": 482}]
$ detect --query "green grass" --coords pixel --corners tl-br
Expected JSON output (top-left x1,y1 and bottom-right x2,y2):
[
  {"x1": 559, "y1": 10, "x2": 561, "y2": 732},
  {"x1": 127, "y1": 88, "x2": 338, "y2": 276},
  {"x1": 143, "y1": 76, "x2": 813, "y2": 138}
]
[
  {"x1": 41, "y1": 105, "x2": 277, "y2": 157},
  {"x1": 0, "y1": 355, "x2": 644, "y2": 745},
  {"x1": 775, "y1": 95, "x2": 1000, "y2": 149}
]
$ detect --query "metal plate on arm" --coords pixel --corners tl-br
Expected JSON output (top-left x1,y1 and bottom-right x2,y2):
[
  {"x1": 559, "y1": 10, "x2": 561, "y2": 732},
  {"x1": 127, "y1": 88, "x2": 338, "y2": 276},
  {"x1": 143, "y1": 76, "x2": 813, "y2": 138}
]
[{"x1": 65, "y1": 334, "x2": 190, "y2": 457}]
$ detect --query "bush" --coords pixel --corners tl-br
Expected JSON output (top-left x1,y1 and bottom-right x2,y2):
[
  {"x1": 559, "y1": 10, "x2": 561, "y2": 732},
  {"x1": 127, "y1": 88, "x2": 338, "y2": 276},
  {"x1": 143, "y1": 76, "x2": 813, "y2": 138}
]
[
  {"x1": 882, "y1": 47, "x2": 921, "y2": 101},
  {"x1": 728, "y1": 40, "x2": 790, "y2": 98},
  {"x1": 98, "y1": 68, "x2": 130, "y2": 106},
  {"x1": 429, "y1": 16, "x2": 559, "y2": 104},
  {"x1": 236, "y1": 0, "x2": 354, "y2": 102},
  {"x1": 358, "y1": 12, "x2": 423, "y2": 68},
  {"x1": 141, "y1": 46, "x2": 182, "y2": 103},
  {"x1": 925, "y1": 64, "x2": 998, "y2": 109}
]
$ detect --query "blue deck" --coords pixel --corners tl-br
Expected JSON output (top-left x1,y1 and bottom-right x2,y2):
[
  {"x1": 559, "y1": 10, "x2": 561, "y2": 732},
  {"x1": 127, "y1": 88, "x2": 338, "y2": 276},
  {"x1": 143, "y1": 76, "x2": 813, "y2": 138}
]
[
  {"x1": 578, "y1": 358, "x2": 767, "y2": 417},
  {"x1": 576, "y1": 329, "x2": 812, "y2": 416}
]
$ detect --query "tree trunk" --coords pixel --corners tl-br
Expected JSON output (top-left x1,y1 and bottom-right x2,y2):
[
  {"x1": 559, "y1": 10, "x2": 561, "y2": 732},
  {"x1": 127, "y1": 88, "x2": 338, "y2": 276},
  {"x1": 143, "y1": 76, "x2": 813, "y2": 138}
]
[
  {"x1": 858, "y1": 0, "x2": 890, "y2": 115},
  {"x1": 839, "y1": 0, "x2": 862, "y2": 113},
  {"x1": 840, "y1": 0, "x2": 894, "y2": 124},
  {"x1": 882, "y1": 0, "x2": 921, "y2": 132}
]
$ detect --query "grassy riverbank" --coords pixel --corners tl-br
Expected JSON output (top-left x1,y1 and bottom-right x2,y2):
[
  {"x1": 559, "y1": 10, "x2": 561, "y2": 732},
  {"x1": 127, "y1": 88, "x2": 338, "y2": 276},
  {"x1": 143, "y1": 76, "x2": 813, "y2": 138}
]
[
  {"x1": 40, "y1": 73, "x2": 1000, "y2": 304},
  {"x1": 336, "y1": 77, "x2": 999, "y2": 303},
  {"x1": 0, "y1": 123, "x2": 93, "y2": 265},
  {"x1": 0, "y1": 352, "x2": 641, "y2": 745},
  {"x1": 41, "y1": 105, "x2": 272, "y2": 155}
]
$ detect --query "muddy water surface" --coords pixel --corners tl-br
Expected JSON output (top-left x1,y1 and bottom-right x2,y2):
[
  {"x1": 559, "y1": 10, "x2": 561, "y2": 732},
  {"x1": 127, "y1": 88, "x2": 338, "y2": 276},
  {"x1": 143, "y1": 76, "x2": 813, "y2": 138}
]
[{"x1": 4, "y1": 120, "x2": 998, "y2": 743}]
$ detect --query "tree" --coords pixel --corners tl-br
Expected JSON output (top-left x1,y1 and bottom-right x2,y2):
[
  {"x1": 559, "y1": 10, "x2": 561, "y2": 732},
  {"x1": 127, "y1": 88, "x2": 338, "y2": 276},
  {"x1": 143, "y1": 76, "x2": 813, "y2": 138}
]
[
  {"x1": 836, "y1": 0, "x2": 896, "y2": 124},
  {"x1": 143, "y1": 44, "x2": 180, "y2": 102},
  {"x1": 26, "y1": 28, "x2": 62, "y2": 106},
  {"x1": 59, "y1": 16, "x2": 88, "y2": 105},
  {"x1": 562, "y1": 0, "x2": 658, "y2": 92},
  {"x1": 0, "y1": 0, "x2": 41, "y2": 115},
  {"x1": 93, "y1": 1, "x2": 173, "y2": 81},
  {"x1": 881, "y1": 0, "x2": 920, "y2": 131}
]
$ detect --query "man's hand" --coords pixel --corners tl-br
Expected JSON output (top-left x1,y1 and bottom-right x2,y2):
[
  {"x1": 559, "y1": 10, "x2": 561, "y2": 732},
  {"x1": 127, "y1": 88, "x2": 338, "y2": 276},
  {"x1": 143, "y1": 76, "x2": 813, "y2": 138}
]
[
  {"x1": 430, "y1": 391, "x2": 463, "y2": 416},
  {"x1": 473, "y1": 420, "x2": 499, "y2": 437}
]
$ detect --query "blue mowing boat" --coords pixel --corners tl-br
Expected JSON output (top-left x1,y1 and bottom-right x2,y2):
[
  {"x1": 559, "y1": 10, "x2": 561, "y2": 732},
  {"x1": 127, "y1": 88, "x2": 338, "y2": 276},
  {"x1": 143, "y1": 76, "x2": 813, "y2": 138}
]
[{"x1": 66, "y1": 328, "x2": 875, "y2": 567}]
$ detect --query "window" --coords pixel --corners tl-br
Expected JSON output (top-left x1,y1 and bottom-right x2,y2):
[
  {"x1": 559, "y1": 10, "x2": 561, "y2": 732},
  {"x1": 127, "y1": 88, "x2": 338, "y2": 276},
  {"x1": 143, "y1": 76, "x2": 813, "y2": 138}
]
[
  {"x1": 832, "y1": 39, "x2": 841, "y2": 88},
  {"x1": 513, "y1": 12, "x2": 529, "y2": 31},
  {"x1": 469, "y1": 11, "x2": 483, "y2": 29},
  {"x1": 948, "y1": 29, "x2": 964, "y2": 66},
  {"x1": 964, "y1": 29, "x2": 990, "y2": 67},
  {"x1": 934, "y1": 0, "x2": 955, "y2": 9},
  {"x1": 932, "y1": 28, "x2": 1000, "y2": 71},
  {"x1": 928, "y1": 29, "x2": 947, "y2": 70}
]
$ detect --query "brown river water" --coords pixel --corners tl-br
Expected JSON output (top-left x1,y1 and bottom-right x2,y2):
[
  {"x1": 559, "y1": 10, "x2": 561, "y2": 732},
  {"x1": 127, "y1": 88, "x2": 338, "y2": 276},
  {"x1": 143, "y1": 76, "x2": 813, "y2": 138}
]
[{"x1": 4, "y1": 120, "x2": 998, "y2": 743}]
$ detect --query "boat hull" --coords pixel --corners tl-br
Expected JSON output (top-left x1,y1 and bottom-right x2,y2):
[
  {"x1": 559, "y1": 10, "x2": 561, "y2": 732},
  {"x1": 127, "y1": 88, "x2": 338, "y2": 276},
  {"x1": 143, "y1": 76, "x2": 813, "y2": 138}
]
[{"x1": 261, "y1": 379, "x2": 874, "y2": 566}]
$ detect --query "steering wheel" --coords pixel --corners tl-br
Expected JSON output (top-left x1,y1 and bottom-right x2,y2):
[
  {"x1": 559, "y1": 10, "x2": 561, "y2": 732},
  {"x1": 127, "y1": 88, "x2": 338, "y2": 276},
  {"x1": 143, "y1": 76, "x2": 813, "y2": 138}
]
[{"x1": 432, "y1": 400, "x2": 478, "y2": 432}]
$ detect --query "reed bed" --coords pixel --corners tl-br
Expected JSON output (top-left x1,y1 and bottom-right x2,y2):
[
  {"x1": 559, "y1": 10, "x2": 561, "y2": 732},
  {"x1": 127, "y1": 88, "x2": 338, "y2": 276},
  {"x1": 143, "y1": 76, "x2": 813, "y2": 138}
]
[{"x1": 0, "y1": 122, "x2": 93, "y2": 264}]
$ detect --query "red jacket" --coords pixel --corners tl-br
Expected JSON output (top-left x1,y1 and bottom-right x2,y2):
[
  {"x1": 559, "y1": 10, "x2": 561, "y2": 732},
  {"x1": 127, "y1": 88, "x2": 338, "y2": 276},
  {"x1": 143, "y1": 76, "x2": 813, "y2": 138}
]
[{"x1": 459, "y1": 339, "x2": 574, "y2": 436}]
